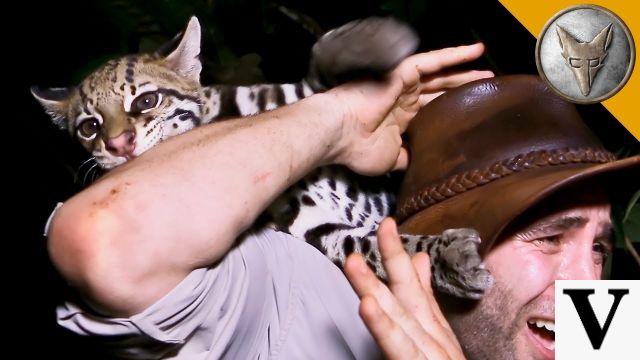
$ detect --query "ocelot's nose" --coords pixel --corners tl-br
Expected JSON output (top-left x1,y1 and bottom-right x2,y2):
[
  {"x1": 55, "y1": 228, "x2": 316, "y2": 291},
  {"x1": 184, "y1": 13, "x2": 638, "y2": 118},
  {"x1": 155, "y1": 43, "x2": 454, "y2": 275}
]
[{"x1": 106, "y1": 130, "x2": 136, "y2": 157}]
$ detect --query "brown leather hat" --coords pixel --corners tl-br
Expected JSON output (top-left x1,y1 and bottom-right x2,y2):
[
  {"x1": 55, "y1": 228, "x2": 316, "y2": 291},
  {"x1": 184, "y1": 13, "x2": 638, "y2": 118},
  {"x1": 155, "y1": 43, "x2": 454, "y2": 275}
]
[{"x1": 397, "y1": 75, "x2": 639, "y2": 254}]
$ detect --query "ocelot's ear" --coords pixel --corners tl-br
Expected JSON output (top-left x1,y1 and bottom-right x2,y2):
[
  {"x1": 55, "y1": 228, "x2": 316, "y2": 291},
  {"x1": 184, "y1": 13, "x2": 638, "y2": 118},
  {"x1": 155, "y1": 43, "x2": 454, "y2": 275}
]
[
  {"x1": 30, "y1": 86, "x2": 72, "y2": 130},
  {"x1": 158, "y1": 16, "x2": 202, "y2": 82}
]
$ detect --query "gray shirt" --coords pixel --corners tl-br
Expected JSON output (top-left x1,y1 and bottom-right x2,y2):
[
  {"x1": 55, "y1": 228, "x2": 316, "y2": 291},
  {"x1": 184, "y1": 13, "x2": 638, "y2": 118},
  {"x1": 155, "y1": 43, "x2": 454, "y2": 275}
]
[{"x1": 49, "y1": 203, "x2": 379, "y2": 359}]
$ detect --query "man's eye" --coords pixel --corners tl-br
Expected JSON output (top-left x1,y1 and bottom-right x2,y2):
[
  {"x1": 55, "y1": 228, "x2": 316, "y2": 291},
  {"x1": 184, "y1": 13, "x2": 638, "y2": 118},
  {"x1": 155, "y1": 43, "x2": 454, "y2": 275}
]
[
  {"x1": 532, "y1": 235, "x2": 562, "y2": 252},
  {"x1": 131, "y1": 92, "x2": 160, "y2": 114},
  {"x1": 535, "y1": 235, "x2": 561, "y2": 245},
  {"x1": 592, "y1": 241, "x2": 611, "y2": 263},
  {"x1": 77, "y1": 118, "x2": 100, "y2": 139},
  {"x1": 588, "y1": 58, "x2": 600, "y2": 67},
  {"x1": 593, "y1": 242, "x2": 606, "y2": 254}
]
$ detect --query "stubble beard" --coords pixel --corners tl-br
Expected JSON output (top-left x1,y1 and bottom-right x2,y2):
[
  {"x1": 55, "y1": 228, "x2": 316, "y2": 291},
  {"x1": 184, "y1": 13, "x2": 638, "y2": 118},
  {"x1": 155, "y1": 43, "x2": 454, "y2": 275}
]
[{"x1": 441, "y1": 282, "x2": 553, "y2": 360}]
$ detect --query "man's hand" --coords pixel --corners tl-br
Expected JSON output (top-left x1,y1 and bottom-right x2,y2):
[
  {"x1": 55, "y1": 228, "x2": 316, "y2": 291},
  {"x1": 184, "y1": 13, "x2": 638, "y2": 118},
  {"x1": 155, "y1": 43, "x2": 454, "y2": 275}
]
[
  {"x1": 345, "y1": 218, "x2": 466, "y2": 360},
  {"x1": 328, "y1": 43, "x2": 493, "y2": 176}
]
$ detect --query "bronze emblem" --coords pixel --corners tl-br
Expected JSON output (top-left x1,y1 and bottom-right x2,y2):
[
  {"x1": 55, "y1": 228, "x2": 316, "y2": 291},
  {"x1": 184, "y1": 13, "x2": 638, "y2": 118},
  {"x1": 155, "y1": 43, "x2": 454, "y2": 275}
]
[{"x1": 536, "y1": 5, "x2": 635, "y2": 104}]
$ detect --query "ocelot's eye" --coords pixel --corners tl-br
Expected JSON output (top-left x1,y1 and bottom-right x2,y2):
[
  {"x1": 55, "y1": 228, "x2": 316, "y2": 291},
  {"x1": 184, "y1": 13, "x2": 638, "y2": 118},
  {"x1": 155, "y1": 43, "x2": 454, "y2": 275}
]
[
  {"x1": 131, "y1": 92, "x2": 160, "y2": 114},
  {"x1": 77, "y1": 118, "x2": 101, "y2": 140}
]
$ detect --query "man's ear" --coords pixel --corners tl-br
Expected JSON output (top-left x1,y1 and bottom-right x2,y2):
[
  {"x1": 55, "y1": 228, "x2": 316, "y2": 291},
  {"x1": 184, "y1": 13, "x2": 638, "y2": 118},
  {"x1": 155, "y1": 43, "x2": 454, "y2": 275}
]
[
  {"x1": 159, "y1": 16, "x2": 202, "y2": 83},
  {"x1": 30, "y1": 86, "x2": 72, "y2": 130}
]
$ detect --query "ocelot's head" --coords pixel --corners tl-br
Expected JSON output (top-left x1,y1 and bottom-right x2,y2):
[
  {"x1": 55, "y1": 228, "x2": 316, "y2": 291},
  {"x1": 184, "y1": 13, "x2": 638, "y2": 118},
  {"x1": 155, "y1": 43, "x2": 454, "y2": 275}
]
[{"x1": 32, "y1": 17, "x2": 205, "y2": 170}]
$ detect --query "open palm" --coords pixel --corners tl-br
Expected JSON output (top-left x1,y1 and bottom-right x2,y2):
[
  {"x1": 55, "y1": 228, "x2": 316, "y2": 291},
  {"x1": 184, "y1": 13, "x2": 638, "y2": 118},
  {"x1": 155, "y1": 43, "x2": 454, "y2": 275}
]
[{"x1": 329, "y1": 43, "x2": 493, "y2": 176}]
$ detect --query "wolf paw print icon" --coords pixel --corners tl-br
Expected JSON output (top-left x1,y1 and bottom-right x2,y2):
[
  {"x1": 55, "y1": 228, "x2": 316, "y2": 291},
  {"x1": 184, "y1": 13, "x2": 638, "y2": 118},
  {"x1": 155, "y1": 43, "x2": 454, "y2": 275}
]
[{"x1": 536, "y1": 5, "x2": 635, "y2": 104}]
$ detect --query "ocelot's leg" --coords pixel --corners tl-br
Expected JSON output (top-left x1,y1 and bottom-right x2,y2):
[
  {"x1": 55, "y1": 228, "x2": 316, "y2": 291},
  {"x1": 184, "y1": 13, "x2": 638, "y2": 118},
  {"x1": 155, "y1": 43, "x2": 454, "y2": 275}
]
[
  {"x1": 317, "y1": 228, "x2": 493, "y2": 300},
  {"x1": 398, "y1": 229, "x2": 493, "y2": 300}
]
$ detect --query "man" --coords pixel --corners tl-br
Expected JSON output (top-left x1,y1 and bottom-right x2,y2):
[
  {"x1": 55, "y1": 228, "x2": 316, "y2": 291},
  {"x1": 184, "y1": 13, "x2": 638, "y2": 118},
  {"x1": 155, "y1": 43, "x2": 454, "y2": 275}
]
[
  {"x1": 48, "y1": 43, "x2": 494, "y2": 358},
  {"x1": 345, "y1": 75, "x2": 639, "y2": 360},
  {"x1": 47, "y1": 46, "x2": 638, "y2": 358}
]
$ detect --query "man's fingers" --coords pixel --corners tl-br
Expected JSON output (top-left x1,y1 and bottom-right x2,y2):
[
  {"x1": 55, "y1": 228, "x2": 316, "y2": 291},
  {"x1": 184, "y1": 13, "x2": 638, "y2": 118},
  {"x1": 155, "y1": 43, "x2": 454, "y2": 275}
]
[
  {"x1": 379, "y1": 222, "x2": 461, "y2": 356},
  {"x1": 419, "y1": 91, "x2": 446, "y2": 106},
  {"x1": 377, "y1": 218, "x2": 421, "y2": 288},
  {"x1": 412, "y1": 253, "x2": 463, "y2": 356},
  {"x1": 412, "y1": 253, "x2": 447, "y2": 325},
  {"x1": 346, "y1": 250, "x2": 446, "y2": 357},
  {"x1": 392, "y1": 147, "x2": 409, "y2": 171},
  {"x1": 377, "y1": 219, "x2": 449, "y2": 338},
  {"x1": 344, "y1": 253, "x2": 383, "y2": 297},
  {"x1": 345, "y1": 253, "x2": 399, "y2": 314},
  {"x1": 347, "y1": 224, "x2": 466, "y2": 360},
  {"x1": 421, "y1": 69, "x2": 494, "y2": 91},
  {"x1": 416, "y1": 69, "x2": 494, "y2": 106},
  {"x1": 371, "y1": 124, "x2": 404, "y2": 174},
  {"x1": 407, "y1": 43, "x2": 486, "y2": 75},
  {"x1": 359, "y1": 296, "x2": 428, "y2": 360},
  {"x1": 412, "y1": 252, "x2": 433, "y2": 294}
]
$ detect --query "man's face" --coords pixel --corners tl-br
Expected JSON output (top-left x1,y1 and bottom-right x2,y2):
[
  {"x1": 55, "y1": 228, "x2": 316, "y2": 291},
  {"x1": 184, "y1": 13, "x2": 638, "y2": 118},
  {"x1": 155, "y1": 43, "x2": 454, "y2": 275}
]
[{"x1": 442, "y1": 188, "x2": 613, "y2": 360}]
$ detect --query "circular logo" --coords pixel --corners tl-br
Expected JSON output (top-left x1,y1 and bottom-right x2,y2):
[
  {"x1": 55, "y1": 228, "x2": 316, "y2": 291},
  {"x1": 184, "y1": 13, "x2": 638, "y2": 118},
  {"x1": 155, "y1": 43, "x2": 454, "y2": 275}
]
[{"x1": 535, "y1": 5, "x2": 635, "y2": 104}]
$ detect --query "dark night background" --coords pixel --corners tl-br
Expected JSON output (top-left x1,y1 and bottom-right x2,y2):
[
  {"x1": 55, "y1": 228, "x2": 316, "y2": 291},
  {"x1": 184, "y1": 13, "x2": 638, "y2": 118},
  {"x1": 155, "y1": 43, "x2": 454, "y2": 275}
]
[{"x1": 7, "y1": 0, "x2": 639, "y2": 358}]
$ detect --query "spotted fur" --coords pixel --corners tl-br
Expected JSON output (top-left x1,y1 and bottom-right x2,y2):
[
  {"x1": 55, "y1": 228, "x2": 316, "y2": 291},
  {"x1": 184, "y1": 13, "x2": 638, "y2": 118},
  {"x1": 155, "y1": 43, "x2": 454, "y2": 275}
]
[{"x1": 33, "y1": 17, "x2": 492, "y2": 299}]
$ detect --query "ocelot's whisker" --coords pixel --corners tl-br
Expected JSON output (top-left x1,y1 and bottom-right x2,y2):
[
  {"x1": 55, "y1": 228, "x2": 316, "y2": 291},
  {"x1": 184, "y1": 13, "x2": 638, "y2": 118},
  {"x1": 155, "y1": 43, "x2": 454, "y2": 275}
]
[
  {"x1": 91, "y1": 167, "x2": 102, "y2": 183},
  {"x1": 78, "y1": 157, "x2": 96, "y2": 171},
  {"x1": 83, "y1": 163, "x2": 98, "y2": 186}
]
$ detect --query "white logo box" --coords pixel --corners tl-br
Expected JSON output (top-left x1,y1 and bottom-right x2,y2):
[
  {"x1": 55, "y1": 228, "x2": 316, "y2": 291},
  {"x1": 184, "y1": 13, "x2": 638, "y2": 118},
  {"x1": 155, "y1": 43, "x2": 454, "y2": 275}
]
[{"x1": 556, "y1": 280, "x2": 639, "y2": 359}]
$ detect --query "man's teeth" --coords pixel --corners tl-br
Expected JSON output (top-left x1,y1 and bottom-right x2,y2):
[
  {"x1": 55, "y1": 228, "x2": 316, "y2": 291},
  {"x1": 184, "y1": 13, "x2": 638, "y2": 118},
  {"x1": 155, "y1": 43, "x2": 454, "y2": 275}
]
[{"x1": 528, "y1": 319, "x2": 555, "y2": 332}]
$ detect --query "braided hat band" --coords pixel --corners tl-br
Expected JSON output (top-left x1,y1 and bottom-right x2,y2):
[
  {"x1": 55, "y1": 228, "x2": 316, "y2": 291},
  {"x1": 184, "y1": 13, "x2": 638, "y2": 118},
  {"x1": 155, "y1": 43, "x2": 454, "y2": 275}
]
[{"x1": 396, "y1": 147, "x2": 616, "y2": 221}]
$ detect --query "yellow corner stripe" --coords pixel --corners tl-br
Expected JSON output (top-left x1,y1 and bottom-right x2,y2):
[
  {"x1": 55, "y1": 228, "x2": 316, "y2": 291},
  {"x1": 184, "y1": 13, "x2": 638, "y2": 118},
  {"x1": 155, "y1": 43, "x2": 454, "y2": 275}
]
[{"x1": 499, "y1": 0, "x2": 640, "y2": 141}]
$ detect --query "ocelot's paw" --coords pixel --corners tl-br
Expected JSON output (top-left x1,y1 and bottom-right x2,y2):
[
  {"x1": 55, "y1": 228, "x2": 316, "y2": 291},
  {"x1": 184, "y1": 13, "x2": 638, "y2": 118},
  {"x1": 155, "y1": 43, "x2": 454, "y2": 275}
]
[
  {"x1": 308, "y1": 17, "x2": 419, "y2": 89},
  {"x1": 434, "y1": 228, "x2": 493, "y2": 300}
]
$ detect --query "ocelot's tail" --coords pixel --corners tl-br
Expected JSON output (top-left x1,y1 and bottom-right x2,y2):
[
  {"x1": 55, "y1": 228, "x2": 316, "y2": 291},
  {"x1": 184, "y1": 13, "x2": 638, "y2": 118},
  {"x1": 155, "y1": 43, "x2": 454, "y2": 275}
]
[{"x1": 200, "y1": 17, "x2": 419, "y2": 123}]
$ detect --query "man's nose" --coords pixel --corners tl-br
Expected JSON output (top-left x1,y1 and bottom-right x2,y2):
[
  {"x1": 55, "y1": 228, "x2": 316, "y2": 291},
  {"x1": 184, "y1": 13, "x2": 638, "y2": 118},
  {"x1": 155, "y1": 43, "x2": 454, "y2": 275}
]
[
  {"x1": 557, "y1": 245, "x2": 599, "y2": 280},
  {"x1": 105, "y1": 130, "x2": 136, "y2": 157}
]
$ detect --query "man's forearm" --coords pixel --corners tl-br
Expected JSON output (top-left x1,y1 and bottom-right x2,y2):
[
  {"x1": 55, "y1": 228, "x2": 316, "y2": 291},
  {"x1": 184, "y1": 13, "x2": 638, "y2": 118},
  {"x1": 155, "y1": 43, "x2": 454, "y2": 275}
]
[{"x1": 48, "y1": 93, "x2": 343, "y2": 315}]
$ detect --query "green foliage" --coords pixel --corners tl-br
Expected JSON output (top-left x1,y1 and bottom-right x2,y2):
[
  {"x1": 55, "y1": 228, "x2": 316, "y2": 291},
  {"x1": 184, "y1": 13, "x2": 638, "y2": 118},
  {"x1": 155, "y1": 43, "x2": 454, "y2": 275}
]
[
  {"x1": 623, "y1": 190, "x2": 640, "y2": 243},
  {"x1": 612, "y1": 184, "x2": 639, "y2": 247}
]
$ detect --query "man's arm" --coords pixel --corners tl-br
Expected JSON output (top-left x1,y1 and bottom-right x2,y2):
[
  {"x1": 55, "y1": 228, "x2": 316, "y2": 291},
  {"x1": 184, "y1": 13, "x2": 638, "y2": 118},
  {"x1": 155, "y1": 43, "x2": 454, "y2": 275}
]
[
  {"x1": 47, "y1": 44, "x2": 492, "y2": 317},
  {"x1": 49, "y1": 93, "x2": 348, "y2": 316}
]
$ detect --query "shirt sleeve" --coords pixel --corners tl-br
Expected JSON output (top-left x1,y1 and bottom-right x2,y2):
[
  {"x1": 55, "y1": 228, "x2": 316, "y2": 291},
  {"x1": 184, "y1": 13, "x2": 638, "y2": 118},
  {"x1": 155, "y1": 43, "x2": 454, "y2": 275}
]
[
  {"x1": 50, "y1": 200, "x2": 261, "y2": 359},
  {"x1": 57, "y1": 243, "x2": 252, "y2": 359},
  {"x1": 49, "y1": 202, "x2": 378, "y2": 359}
]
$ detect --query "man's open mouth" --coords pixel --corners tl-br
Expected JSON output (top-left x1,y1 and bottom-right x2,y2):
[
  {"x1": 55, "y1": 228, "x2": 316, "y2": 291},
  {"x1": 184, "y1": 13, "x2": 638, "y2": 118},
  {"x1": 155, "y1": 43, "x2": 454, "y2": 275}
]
[{"x1": 527, "y1": 318, "x2": 555, "y2": 352}]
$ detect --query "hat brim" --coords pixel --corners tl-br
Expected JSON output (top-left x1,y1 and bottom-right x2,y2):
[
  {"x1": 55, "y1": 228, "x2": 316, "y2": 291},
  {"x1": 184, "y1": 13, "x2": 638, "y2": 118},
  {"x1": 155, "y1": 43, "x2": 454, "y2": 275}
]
[{"x1": 398, "y1": 155, "x2": 639, "y2": 254}]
